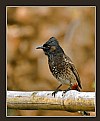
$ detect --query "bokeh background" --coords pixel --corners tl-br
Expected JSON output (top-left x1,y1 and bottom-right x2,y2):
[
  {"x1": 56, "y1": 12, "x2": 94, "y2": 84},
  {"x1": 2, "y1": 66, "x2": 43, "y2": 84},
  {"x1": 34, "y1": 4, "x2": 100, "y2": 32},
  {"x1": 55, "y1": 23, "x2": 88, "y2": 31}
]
[{"x1": 7, "y1": 7, "x2": 95, "y2": 116}]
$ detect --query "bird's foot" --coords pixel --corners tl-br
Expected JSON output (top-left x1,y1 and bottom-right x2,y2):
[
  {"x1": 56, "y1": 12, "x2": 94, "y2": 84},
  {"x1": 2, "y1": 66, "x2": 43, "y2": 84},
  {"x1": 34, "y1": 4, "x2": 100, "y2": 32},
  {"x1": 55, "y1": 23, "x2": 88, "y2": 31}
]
[
  {"x1": 52, "y1": 90, "x2": 57, "y2": 97},
  {"x1": 62, "y1": 87, "x2": 71, "y2": 96},
  {"x1": 52, "y1": 89, "x2": 62, "y2": 97}
]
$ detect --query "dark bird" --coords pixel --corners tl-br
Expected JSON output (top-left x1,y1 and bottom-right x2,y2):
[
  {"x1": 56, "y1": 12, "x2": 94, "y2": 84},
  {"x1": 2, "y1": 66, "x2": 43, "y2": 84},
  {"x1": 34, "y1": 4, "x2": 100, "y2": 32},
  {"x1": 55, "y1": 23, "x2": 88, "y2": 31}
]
[
  {"x1": 36, "y1": 37, "x2": 89, "y2": 116},
  {"x1": 36, "y1": 37, "x2": 82, "y2": 94}
]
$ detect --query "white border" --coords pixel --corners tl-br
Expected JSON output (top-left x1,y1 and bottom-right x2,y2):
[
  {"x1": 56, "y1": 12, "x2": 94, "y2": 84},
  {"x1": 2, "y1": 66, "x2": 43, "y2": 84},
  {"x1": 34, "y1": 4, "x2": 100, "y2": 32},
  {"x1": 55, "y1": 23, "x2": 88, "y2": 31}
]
[{"x1": 6, "y1": 6, "x2": 96, "y2": 117}]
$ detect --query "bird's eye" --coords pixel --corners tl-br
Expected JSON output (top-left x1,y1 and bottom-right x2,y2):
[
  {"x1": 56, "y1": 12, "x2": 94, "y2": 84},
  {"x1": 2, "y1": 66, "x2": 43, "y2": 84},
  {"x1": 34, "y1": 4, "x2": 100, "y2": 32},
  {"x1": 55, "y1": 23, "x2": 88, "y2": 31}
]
[
  {"x1": 43, "y1": 44, "x2": 51, "y2": 50},
  {"x1": 47, "y1": 45, "x2": 50, "y2": 48}
]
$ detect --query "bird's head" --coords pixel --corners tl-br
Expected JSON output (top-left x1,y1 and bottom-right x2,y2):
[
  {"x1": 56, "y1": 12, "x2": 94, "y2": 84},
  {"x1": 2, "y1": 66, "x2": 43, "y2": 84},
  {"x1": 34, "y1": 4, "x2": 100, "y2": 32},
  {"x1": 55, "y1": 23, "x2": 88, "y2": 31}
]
[{"x1": 36, "y1": 37, "x2": 64, "y2": 56}]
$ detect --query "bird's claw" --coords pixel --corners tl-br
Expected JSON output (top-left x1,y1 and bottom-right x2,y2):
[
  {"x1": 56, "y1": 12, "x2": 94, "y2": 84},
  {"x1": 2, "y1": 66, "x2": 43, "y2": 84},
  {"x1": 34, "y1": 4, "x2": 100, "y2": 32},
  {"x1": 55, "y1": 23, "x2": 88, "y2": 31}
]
[
  {"x1": 52, "y1": 90, "x2": 58, "y2": 97},
  {"x1": 62, "y1": 87, "x2": 71, "y2": 96},
  {"x1": 52, "y1": 89, "x2": 62, "y2": 97}
]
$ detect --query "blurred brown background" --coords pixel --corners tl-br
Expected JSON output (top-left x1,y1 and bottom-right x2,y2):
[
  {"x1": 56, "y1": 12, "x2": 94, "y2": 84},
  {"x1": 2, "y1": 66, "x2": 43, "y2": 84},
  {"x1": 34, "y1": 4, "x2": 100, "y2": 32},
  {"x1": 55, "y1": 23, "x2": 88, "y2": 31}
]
[{"x1": 7, "y1": 7, "x2": 95, "y2": 116}]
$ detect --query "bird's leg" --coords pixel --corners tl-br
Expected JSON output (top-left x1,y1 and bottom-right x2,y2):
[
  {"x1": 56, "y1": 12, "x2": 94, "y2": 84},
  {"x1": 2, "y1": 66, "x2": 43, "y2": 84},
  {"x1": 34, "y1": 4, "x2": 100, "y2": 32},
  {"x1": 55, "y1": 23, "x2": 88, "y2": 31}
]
[
  {"x1": 52, "y1": 84, "x2": 62, "y2": 97},
  {"x1": 62, "y1": 87, "x2": 71, "y2": 96},
  {"x1": 63, "y1": 83, "x2": 72, "y2": 94}
]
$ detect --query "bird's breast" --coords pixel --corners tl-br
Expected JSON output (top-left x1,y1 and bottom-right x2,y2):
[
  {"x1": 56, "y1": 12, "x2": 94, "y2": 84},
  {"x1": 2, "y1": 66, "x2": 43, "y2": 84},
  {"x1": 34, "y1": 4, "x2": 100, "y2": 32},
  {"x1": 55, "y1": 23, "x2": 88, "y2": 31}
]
[{"x1": 48, "y1": 55, "x2": 77, "y2": 85}]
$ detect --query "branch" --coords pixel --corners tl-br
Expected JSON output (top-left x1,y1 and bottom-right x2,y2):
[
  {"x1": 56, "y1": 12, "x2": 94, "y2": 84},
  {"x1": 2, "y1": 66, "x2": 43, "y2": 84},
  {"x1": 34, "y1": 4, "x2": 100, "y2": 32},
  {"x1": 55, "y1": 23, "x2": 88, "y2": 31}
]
[{"x1": 7, "y1": 90, "x2": 95, "y2": 112}]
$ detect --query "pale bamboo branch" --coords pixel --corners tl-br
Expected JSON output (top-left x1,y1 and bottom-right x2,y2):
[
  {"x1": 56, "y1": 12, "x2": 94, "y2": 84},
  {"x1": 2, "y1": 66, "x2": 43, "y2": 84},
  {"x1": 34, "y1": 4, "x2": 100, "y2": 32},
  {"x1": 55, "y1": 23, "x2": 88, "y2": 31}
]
[{"x1": 7, "y1": 90, "x2": 95, "y2": 112}]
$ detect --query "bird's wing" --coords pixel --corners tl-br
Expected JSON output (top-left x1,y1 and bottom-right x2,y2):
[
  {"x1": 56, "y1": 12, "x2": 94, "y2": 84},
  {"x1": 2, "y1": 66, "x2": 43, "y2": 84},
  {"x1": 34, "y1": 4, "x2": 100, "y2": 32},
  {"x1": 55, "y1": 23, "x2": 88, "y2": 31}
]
[{"x1": 68, "y1": 61, "x2": 82, "y2": 89}]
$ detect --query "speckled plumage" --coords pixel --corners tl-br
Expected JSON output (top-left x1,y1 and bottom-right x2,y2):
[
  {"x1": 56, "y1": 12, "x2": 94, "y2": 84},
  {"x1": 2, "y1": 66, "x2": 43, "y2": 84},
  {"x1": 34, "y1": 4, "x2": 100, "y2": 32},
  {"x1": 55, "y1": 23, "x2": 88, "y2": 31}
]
[
  {"x1": 48, "y1": 48, "x2": 82, "y2": 90},
  {"x1": 36, "y1": 37, "x2": 82, "y2": 90}
]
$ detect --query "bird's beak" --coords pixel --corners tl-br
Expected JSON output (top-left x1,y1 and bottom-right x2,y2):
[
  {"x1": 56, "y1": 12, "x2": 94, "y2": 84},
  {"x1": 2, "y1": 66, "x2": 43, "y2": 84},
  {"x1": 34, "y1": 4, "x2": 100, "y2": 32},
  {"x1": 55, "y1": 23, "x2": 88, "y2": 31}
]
[{"x1": 36, "y1": 46, "x2": 44, "y2": 49}]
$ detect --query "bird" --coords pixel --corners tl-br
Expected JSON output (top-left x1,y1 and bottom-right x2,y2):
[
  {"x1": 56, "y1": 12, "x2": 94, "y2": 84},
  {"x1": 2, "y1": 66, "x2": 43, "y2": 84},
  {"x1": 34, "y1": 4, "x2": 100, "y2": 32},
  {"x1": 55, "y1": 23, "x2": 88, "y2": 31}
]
[
  {"x1": 36, "y1": 37, "x2": 82, "y2": 93},
  {"x1": 36, "y1": 37, "x2": 90, "y2": 116}
]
